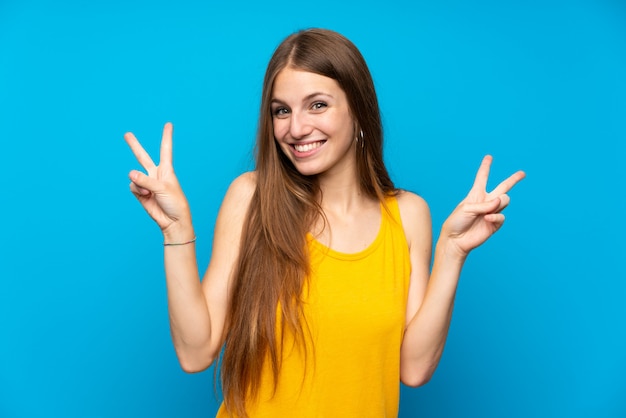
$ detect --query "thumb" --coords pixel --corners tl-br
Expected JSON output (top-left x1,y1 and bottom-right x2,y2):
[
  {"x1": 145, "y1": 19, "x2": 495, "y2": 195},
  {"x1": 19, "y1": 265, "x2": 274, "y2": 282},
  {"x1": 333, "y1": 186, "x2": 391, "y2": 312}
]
[
  {"x1": 129, "y1": 170, "x2": 161, "y2": 193},
  {"x1": 464, "y1": 197, "x2": 501, "y2": 215}
]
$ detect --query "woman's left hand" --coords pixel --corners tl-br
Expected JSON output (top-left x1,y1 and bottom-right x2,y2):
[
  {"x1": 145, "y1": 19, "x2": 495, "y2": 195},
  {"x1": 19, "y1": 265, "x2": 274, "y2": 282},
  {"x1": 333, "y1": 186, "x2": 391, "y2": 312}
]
[{"x1": 441, "y1": 155, "x2": 525, "y2": 257}]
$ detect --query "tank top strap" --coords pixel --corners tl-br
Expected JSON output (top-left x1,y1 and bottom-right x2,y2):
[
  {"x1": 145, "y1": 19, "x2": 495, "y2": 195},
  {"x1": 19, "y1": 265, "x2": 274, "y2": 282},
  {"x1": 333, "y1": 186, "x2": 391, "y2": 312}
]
[{"x1": 383, "y1": 194, "x2": 404, "y2": 229}]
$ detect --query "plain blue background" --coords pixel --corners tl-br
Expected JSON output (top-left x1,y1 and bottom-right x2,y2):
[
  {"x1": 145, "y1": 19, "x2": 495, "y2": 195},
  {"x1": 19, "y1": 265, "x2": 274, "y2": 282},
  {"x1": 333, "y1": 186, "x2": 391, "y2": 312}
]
[{"x1": 1, "y1": 0, "x2": 625, "y2": 417}]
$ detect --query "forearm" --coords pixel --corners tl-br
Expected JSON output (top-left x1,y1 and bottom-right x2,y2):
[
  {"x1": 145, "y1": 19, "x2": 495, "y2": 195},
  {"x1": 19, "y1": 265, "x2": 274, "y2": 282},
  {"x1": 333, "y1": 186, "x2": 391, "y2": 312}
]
[
  {"x1": 400, "y1": 238, "x2": 466, "y2": 386},
  {"x1": 124, "y1": 127, "x2": 254, "y2": 373},
  {"x1": 162, "y1": 223, "x2": 214, "y2": 371},
  {"x1": 399, "y1": 156, "x2": 524, "y2": 386}
]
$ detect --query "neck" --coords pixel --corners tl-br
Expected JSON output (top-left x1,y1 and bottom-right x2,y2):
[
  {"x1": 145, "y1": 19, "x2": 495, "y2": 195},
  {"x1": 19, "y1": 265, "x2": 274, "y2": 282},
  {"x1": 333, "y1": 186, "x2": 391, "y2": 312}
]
[{"x1": 317, "y1": 168, "x2": 371, "y2": 215}]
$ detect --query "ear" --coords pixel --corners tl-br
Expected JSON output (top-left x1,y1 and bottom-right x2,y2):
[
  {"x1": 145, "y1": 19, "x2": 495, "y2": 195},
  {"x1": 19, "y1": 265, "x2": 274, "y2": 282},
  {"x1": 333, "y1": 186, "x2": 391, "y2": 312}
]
[{"x1": 353, "y1": 119, "x2": 360, "y2": 138}]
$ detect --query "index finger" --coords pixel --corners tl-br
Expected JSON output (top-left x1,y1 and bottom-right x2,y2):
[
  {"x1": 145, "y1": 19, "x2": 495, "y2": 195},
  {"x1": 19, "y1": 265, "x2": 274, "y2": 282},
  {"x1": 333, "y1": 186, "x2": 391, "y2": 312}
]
[
  {"x1": 159, "y1": 122, "x2": 173, "y2": 167},
  {"x1": 124, "y1": 132, "x2": 157, "y2": 171},
  {"x1": 489, "y1": 170, "x2": 526, "y2": 196}
]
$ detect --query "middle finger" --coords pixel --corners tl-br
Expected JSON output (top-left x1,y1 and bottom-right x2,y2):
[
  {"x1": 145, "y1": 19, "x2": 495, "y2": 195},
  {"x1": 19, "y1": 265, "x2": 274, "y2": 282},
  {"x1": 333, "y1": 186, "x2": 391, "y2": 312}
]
[{"x1": 490, "y1": 170, "x2": 526, "y2": 196}]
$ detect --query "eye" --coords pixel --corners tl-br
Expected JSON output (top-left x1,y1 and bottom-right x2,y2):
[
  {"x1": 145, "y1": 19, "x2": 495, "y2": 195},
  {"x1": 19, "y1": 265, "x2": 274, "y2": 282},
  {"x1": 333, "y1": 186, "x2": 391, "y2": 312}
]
[
  {"x1": 272, "y1": 106, "x2": 290, "y2": 118},
  {"x1": 311, "y1": 102, "x2": 327, "y2": 111}
]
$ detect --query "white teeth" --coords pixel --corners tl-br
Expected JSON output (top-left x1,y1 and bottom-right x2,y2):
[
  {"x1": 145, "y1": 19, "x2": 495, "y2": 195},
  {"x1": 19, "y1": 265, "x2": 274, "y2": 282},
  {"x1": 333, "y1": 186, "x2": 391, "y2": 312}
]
[{"x1": 294, "y1": 141, "x2": 323, "y2": 152}]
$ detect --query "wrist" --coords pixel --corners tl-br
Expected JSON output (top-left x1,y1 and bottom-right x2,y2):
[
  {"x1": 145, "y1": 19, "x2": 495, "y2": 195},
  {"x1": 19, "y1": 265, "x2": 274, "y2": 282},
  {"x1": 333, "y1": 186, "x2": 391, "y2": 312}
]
[
  {"x1": 162, "y1": 220, "x2": 195, "y2": 244},
  {"x1": 434, "y1": 237, "x2": 468, "y2": 265}
]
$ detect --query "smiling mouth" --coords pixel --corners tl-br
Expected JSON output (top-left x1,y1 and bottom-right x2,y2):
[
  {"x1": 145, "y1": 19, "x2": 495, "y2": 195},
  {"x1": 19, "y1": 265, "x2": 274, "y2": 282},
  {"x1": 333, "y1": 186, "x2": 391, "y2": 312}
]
[{"x1": 293, "y1": 140, "x2": 326, "y2": 153}]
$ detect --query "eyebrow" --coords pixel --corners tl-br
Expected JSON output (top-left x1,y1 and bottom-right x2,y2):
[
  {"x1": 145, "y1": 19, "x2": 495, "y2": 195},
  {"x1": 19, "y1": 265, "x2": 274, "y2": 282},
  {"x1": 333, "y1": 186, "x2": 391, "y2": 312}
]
[{"x1": 270, "y1": 92, "x2": 334, "y2": 105}]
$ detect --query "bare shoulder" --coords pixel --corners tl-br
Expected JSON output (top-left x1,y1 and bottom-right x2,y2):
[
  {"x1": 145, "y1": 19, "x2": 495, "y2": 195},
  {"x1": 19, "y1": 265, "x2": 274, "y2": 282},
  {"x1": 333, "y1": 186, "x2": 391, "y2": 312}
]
[
  {"x1": 396, "y1": 190, "x2": 430, "y2": 227},
  {"x1": 224, "y1": 171, "x2": 257, "y2": 203},
  {"x1": 213, "y1": 171, "x2": 257, "y2": 236},
  {"x1": 396, "y1": 190, "x2": 429, "y2": 216},
  {"x1": 395, "y1": 190, "x2": 432, "y2": 248}
]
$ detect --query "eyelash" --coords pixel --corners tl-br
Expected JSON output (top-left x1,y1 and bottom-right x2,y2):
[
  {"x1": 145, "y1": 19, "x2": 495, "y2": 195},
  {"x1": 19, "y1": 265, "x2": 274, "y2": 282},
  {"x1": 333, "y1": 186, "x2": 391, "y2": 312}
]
[
  {"x1": 273, "y1": 107, "x2": 289, "y2": 116},
  {"x1": 272, "y1": 102, "x2": 327, "y2": 117},
  {"x1": 311, "y1": 102, "x2": 327, "y2": 111}
]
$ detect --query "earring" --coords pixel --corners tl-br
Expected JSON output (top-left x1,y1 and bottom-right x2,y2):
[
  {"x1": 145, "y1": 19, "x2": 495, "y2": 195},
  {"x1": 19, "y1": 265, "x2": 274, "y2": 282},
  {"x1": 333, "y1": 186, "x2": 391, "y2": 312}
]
[{"x1": 355, "y1": 129, "x2": 364, "y2": 148}]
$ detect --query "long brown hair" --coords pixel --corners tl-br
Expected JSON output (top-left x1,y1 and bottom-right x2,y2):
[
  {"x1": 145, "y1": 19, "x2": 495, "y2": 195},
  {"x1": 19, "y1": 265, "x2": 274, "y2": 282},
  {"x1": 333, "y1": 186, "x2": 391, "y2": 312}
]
[{"x1": 220, "y1": 28, "x2": 396, "y2": 417}]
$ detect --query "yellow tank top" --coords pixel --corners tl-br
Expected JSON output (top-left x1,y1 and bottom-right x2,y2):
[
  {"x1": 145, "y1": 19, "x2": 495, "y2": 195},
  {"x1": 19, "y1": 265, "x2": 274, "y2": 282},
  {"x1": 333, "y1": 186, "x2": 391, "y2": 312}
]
[{"x1": 217, "y1": 196, "x2": 411, "y2": 417}]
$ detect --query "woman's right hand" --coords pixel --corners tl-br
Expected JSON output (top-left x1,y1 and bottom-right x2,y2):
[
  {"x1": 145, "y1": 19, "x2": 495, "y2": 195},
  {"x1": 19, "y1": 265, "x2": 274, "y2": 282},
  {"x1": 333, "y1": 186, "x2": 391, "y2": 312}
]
[{"x1": 124, "y1": 122, "x2": 192, "y2": 238}]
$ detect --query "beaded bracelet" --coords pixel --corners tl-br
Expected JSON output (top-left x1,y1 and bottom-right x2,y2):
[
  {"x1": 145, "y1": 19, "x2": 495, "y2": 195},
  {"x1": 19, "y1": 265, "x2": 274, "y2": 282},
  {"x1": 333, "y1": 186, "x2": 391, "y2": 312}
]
[{"x1": 163, "y1": 237, "x2": 197, "y2": 246}]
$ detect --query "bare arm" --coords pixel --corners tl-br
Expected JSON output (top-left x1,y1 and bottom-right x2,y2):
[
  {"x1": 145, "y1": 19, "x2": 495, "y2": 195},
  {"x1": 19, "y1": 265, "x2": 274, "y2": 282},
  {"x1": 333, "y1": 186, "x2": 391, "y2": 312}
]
[
  {"x1": 164, "y1": 173, "x2": 255, "y2": 372},
  {"x1": 124, "y1": 123, "x2": 255, "y2": 372},
  {"x1": 399, "y1": 156, "x2": 525, "y2": 386}
]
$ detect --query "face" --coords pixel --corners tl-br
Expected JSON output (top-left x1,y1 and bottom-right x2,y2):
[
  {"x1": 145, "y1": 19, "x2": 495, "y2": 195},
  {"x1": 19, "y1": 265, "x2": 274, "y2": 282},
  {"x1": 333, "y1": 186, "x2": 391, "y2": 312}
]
[{"x1": 270, "y1": 67, "x2": 356, "y2": 178}]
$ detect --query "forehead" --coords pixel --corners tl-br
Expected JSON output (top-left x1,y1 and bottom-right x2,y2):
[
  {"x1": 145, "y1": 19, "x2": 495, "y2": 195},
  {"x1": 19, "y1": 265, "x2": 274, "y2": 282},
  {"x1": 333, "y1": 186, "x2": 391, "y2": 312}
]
[{"x1": 272, "y1": 67, "x2": 345, "y2": 100}]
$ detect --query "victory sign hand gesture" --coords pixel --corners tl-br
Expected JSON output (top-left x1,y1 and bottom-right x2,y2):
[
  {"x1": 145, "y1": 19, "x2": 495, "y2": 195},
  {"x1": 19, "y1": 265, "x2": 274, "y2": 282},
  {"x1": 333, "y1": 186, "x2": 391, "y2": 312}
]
[
  {"x1": 124, "y1": 123, "x2": 192, "y2": 236},
  {"x1": 442, "y1": 155, "x2": 525, "y2": 257}
]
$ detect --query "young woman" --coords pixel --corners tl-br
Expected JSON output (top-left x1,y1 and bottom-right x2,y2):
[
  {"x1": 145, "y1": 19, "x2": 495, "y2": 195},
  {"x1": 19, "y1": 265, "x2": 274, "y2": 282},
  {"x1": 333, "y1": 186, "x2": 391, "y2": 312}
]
[{"x1": 125, "y1": 29, "x2": 525, "y2": 417}]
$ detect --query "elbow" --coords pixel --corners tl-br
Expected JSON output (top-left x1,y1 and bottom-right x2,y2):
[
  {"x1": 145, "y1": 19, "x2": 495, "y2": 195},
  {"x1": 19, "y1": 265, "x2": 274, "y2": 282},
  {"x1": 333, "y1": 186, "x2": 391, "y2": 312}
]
[
  {"x1": 400, "y1": 366, "x2": 435, "y2": 387},
  {"x1": 179, "y1": 358, "x2": 213, "y2": 374},
  {"x1": 176, "y1": 349, "x2": 216, "y2": 374},
  {"x1": 179, "y1": 356, "x2": 215, "y2": 373},
  {"x1": 173, "y1": 335, "x2": 221, "y2": 373}
]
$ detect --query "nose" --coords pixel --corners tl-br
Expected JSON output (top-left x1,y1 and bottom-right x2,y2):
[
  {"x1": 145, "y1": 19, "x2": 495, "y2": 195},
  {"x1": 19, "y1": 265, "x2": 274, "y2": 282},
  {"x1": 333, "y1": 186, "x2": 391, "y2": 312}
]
[{"x1": 288, "y1": 111, "x2": 313, "y2": 140}]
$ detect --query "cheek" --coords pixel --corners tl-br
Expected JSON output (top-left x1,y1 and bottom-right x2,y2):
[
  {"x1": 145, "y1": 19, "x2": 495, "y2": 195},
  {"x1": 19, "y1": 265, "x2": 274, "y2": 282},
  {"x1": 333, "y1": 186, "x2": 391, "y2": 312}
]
[{"x1": 272, "y1": 119, "x2": 288, "y2": 140}]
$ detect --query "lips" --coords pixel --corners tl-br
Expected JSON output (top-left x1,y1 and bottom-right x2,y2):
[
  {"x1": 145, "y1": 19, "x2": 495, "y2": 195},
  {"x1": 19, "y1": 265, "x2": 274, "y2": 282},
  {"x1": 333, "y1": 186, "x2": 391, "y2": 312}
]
[
  {"x1": 293, "y1": 140, "x2": 325, "y2": 152},
  {"x1": 292, "y1": 140, "x2": 326, "y2": 154}
]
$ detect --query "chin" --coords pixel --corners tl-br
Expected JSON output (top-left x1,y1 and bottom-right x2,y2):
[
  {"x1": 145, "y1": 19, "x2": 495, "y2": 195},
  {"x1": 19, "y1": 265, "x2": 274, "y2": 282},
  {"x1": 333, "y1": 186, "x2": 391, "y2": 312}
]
[
  {"x1": 294, "y1": 166, "x2": 322, "y2": 177},
  {"x1": 289, "y1": 160, "x2": 326, "y2": 177}
]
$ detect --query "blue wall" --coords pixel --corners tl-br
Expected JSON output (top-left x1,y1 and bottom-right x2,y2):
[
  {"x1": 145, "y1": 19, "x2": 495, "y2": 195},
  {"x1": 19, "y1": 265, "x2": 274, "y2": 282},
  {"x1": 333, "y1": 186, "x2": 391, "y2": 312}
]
[{"x1": 1, "y1": 0, "x2": 624, "y2": 417}]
